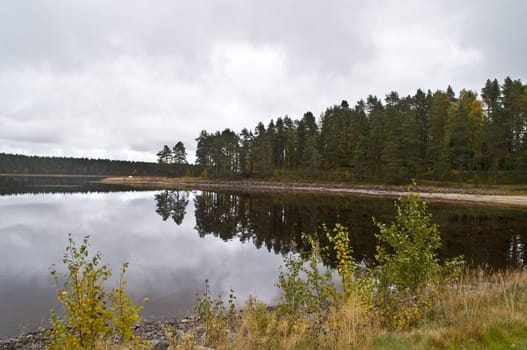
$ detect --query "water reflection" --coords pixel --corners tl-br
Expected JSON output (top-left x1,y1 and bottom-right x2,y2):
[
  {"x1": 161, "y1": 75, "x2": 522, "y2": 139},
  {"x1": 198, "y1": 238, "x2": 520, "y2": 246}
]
[
  {"x1": 2, "y1": 185, "x2": 527, "y2": 339},
  {"x1": 155, "y1": 190, "x2": 189, "y2": 225},
  {"x1": 182, "y1": 190, "x2": 527, "y2": 269},
  {"x1": 508, "y1": 233, "x2": 524, "y2": 267},
  {"x1": 190, "y1": 191, "x2": 387, "y2": 263},
  {"x1": 0, "y1": 191, "x2": 283, "y2": 339}
]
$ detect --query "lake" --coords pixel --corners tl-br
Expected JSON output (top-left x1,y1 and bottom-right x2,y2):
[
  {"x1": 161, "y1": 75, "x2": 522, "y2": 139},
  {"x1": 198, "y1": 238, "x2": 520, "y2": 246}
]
[{"x1": 1, "y1": 176, "x2": 526, "y2": 338}]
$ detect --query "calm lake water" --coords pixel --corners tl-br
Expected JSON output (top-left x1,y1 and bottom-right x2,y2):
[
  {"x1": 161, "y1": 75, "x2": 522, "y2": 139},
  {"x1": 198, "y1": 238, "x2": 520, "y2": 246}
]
[{"x1": 1, "y1": 176, "x2": 526, "y2": 338}]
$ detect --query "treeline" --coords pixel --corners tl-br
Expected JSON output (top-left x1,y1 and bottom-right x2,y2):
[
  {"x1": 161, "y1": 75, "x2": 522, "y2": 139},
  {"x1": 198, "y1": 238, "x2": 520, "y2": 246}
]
[
  {"x1": 195, "y1": 77, "x2": 527, "y2": 184},
  {"x1": 0, "y1": 153, "x2": 198, "y2": 177}
]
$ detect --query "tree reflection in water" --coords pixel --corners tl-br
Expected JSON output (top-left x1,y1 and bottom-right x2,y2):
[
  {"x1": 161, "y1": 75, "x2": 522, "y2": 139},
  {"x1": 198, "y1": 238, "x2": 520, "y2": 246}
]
[
  {"x1": 154, "y1": 190, "x2": 189, "y2": 225},
  {"x1": 192, "y1": 191, "x2": 383, "y2": 266},
  {"x1": 154, "y1": 190, "x2": 527, "y2": 269}
]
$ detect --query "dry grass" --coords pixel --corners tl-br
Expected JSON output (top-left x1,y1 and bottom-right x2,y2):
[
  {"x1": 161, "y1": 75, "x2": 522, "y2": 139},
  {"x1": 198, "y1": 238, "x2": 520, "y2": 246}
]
[
  {"x1": 78, "y1": 269, "x2": 527, "y2": 349},
  {"x1": 370, "y1": 268, "x2": 527, "y2": 349},
  {"x1": 200, "y1": 269, "x2": 527, "y2": 350}
]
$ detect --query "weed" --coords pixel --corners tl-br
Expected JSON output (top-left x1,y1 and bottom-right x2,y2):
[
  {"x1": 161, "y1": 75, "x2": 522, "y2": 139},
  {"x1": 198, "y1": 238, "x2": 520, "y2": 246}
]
[
  {"x1": 163, "y1": 324, "x2": 197, "y2": 350},
  {"x1": 194, "y1": 279, "x2": 236, "y2": 347}
]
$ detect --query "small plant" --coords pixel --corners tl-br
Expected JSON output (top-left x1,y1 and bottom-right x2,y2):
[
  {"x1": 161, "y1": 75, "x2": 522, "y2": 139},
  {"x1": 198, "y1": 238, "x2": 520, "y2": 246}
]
[
  {"x1": 277, "y1": 234, "x2": 336, "y2": 317},
  {"x1": 194, "y1": 279, "x2": 236, "y2": 347},
  {"x1": 303, "y1": 235, "x2": 338, "y2": 313},
  {"x1": 326, "y1": 224, "x2": 373, "y2": 298},
  {"x1": 372, "y1": 182, "x2": 463, "y2": 328},
  {"x1": 163, "y1": 324, "x2": 197, "y2": 350},
  {"x1": 48, "y1": 234, "x2": 148, "y2": 349},
  {"x1": 277, "y1": 251, "x2": 309, "y2": 316},
  {"x1": 110, "y1": 262, "x2": 146, "y2": 347}
]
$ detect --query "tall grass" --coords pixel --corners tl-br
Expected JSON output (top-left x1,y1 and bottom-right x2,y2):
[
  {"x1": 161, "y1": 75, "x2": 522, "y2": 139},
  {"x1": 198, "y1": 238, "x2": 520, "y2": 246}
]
[{"x1": 197, "y1": 268, "x2": 527, "y2": 350}]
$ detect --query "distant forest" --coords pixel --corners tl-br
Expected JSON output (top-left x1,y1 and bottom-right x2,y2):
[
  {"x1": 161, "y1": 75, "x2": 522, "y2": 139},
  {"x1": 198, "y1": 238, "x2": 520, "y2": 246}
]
[
  {"x1": 0, "y1": 153, "x2": 198, "y2": 177},
  {"x1": 3, "y1": 77, "x2": 526, "y2": 184},
  {"x1": 194, "y1": 77, "x2": 527, "y2": 184}
]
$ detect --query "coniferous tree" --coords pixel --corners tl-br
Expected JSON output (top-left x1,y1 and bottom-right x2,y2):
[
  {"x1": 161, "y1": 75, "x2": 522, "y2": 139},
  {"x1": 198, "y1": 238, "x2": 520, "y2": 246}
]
[
  {"x1": 382, "y1": 92, "x2": 405, "y2": 182},
  {"x1": 366, "y1": 96, "x2": 385, "y2": 178},
  {"x1": 481, "y1": 78, "x2": 504, "y2": 183},
  {"x1": 302, "y1": 112, "x2": 320, "y2": 170},
  {"x1": 319, "y1": 107, "x2": 340, "y2": 168},
  {"x1": 295, "y1": 118, "x2": 307, "y2": 169},
  {"x1": 412, "y1": 89, "x2": 431, "y2": 173},
  {"x1": 446, "y1": 85, "x2": 457, "y2": 103},
  {"x1": 219, "y1": 129, "x2": 240, "y2": 176},
  {"x1": 351, "y1": 101, "x2": 369, "y2": 180},
  {"x1": 172, "y1": 142, "x2": 188, "y2": 164},
  {"x1": 459, "y1": 90, "x2": 484, "y2": 173},
  {"x1": 274, "y1": 117, "x2": 287, "y2": 169},
  {"x1": 239, "y1": 128, "x2": 253, "y2": 176},
  {"x1": 195, "y1": 131, "x2": 211, "y2": 169},
  {"x1": 253, "y1": 122, "x2": 273, "y2": 176},
  {"x1": 445, "y1": 102, "x2": 472, "y2": 182},
  {"x1": 283, "y1": 116, "x2": 297, "y2": 170},
  {"x1": 502, "y1": 77, "x2": 526, "y2": 169},
  {"x1": 428, "y1": 90, "x2": 451, "y2": 177},
  {"x1": 400, "y1": 96, "x2": 420, "y2": 180},
  {"x1": 157, "y1": 145, "x2": 172, "y2": 164}
]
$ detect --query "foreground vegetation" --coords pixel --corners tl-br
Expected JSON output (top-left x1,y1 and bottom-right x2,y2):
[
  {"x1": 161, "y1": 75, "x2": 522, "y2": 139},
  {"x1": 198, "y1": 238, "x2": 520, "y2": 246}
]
[
  {"x1": 48, "y1": 186, "x2": 527, "y2": 349},
  {"x1": 198, "y1": 268, "x2": 527, "y2": 350}
]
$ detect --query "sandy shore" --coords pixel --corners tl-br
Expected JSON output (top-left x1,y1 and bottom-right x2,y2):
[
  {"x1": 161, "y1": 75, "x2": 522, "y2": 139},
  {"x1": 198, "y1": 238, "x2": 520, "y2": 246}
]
[{"x1": 101, "y1": 177, "x2": 527, "y2": 208}]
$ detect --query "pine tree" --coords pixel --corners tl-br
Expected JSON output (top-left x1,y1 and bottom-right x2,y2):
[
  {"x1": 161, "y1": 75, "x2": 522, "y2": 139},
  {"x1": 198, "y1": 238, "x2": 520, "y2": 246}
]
[
  {"x1": 366, "y1": 95, "x2": 385, "y2": 178},
  {"x1": 502, "y1": 77, "x2": 525, "y2": 169},
  {"x1": 428, "y1": 90, "x2": 451, "y2": 176},
  {"x1": 351, "y1": 100, "x2": 369, "y2": 180},
  {"x1": 445, "y1": 103, "x2": 472, "y2": 182},
  {"x1": 381, "y1": 92, "x2": 405, "y2": 183},
  {"x1": 156, "y1": 145, "x2": 172, "y2": 164},
  {"x1": 481, "y1": 78, "x2": 503, "y2": 183},
  {"x1": 253, "y1": 122, "x2": 273, "y2": 176},
  {"x1": 172, "y1": 141, "x2": 188, "y2": 164},
  {"x1": 239, "y1": 128, "x2": 253, "y2": 175}
]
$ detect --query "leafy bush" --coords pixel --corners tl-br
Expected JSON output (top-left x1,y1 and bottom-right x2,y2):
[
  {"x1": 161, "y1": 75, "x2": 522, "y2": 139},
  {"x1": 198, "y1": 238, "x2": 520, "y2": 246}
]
[
  {"x1": 372, "y1": 182, "x2": 463, "y2": 328},
  {"x1": 48, "y1": 234, "x2": 147, "y2": 349},
  {"x1": 276, "y1": 234, "x2": 336, "y2": 317}
]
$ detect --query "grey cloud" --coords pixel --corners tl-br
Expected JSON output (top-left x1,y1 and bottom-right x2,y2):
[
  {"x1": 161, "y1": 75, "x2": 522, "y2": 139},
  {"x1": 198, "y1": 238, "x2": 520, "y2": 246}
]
[
  {"x1": 0, "y1": 0, "x2": 371, "y2": 74},
  {"x1": 457, "y1": 1, "x2": 527, "y2": 82}
]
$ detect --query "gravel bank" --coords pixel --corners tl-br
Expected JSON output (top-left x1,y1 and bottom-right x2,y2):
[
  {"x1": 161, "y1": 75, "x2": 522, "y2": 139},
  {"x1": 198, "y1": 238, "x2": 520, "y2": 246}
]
[{"x1": 0, "y1": 316, "x2": 206, "y2": 350}]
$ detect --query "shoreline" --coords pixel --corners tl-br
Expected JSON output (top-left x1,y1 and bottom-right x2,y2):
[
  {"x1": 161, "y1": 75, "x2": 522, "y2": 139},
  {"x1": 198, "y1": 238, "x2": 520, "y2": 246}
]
[
  {"x1": 101, "y1": 177, "x2": 527, "y2": 208},
  {"x1": 0, "y1": 316, "x2": 205, "y2": 349}
]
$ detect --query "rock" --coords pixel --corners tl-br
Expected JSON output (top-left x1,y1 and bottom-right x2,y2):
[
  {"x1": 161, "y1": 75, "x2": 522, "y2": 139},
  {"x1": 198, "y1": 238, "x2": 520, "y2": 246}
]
[{"x1": 150, "y1": 339, "x2": 170, "y2": 350}]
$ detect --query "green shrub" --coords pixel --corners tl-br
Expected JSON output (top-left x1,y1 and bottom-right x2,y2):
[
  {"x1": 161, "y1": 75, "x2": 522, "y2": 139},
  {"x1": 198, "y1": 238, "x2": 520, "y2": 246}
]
[
  {"x1": 326, "y1": 224, "x2": 372, "y2": 297},
  {"x1": 48, "y1": 234, "x2": 147, "y2": 349},
  {"x1": 372, "y1": 182, "x2": 463, "y2": 328},
  {"x1": 276, "y1": 234, "x2": 336, "y2": 317}
]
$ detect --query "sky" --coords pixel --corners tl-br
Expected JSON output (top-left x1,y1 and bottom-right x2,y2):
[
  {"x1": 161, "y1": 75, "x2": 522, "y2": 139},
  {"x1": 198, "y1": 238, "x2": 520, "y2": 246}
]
[{"x1": 0, "y1": 0, "x2": 526, "y2": 162}]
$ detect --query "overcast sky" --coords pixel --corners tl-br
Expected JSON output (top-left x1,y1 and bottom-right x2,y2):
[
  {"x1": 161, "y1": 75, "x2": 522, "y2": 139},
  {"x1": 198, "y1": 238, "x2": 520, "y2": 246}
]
[{"x1": 1, "y1": 0, "x2": 525, "y2": 162}]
